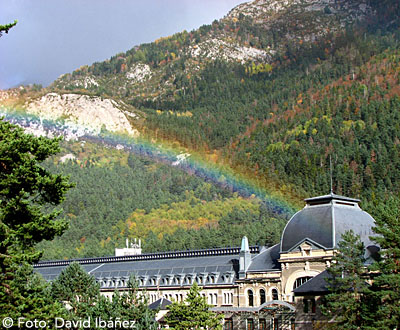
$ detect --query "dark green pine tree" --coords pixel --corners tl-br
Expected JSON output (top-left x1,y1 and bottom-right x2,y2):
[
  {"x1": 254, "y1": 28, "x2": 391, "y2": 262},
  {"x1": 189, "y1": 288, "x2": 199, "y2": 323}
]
[
  {"x1": 97, "y1": 277, "x2": 158, "y2": 330},
  {"x1": 166, "y1": 281, "x2": 223, "y2": 330},
  {"x1": 368, "y1": 196, "x2": 400, "y2": 329},
  {"x1": 0, "y1": 120, "x2": 73, "y2": 320},
  {"x1": 52, "y1": 265, "x2": 158, "y2": 330},
  {"x1": 321, "y1": 230, "x2": 371, "y2": 329},
  {"x1": 0, "y1": 120, "x2": 73, "y2": 267},
  {"x1": 0, "y1": 264, "x2": 67, "y2": 328},
  {"x1": 51, "y1": 262, "x2": 100, "y2": 318}
]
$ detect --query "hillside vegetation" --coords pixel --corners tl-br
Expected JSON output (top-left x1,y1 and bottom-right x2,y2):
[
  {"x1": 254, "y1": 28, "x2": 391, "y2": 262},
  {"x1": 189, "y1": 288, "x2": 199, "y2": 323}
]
[
  {"x1": 39, "y1": 141, "x2": 286, "y2": 259},
  {"x1": 3, "y1": 0, "x2": 400, "y2": 259}
]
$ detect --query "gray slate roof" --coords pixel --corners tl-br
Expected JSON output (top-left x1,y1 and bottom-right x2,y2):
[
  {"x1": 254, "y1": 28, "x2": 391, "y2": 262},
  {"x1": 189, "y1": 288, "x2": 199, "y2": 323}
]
[
  {"x1": 248, "y1": 244, "x2": 281, "y2": 272},
  {"x1": 35, "y1": 246, "x2": 260, "y2": 289},
  {"x1": 281, "y1": 194, "x2": 376, "y2": 252},
  {"x1": 148, "y1": 297, "x2": 172, "y2": 310},
  {"x1": 293, "y1": 270, "x2": 331, "y2": 295}
]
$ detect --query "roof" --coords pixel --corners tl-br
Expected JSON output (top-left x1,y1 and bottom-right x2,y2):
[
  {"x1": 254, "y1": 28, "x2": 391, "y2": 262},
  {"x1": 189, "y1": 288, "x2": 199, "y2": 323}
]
[
  {"x1": 35, "y1": 246, "x2": 260, "y2": 289},
  {"x1": 293, "y1": 270, "x2": 332, "y2": 296},
  {"x1": 148, "y1": 297, "x2": 172, "y2": 310},
  {"x1": 247, "y1": 244, "x2": 280, "y2": 272},
  {"x1": 305, "y1": 193, "x2": 360, "y2": 204},
  {"x1": 281, "y1": 194, "x2": 376, "y2": 252}
]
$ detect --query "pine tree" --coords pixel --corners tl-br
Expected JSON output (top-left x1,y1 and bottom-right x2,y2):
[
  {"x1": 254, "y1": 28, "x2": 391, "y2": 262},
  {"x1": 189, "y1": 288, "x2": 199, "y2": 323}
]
[
  {"x1": 368, "y1": 196, "x2": 400, "y2": 329},
  {"x1": 103, "y1": 277, "x2": 158, "y2": 330},
  {"x1": 52, "y1": 266, "x2": 158, "y2": 330},
  {"x1": 0, "y1": 264, "x2": 67, "y2": 327},
  {"x1": 166, "y1": 281, "x2": 223, "y2": 330},
  {"x1": 0, "y1": 120, "x2": 73, "y2": 267},
  {"x1": 321, "y1": 230, "x2": 370, "y2": 329},
  {"x1": 0, "y1": 120, "x2": 73, "y2": 319},
  {"x1": 51, "y1": 262, "x2": 100, "y2": 318}
]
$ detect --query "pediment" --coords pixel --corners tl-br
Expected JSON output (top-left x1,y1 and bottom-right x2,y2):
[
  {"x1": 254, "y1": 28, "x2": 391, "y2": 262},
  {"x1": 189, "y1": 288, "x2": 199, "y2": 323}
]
[{"x1": 287, "y1": 237, "x2": 328, "y2": 253}]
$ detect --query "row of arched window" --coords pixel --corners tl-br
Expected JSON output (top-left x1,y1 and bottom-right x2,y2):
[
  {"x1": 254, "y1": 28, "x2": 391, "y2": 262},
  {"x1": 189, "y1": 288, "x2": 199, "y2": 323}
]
[{"x1": 247, "y1": 288, "x2": 279, "y2": 307}]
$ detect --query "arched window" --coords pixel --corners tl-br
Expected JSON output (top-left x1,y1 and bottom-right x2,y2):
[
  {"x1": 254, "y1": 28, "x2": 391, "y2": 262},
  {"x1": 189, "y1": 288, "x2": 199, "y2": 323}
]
[
  {"x1": 293, "y1": 277, "x2": 313, "y2": 290},
  {"x1": 271, "y1": 288, "x2": 278, "y2": 301},
  {"x1": 247, "y1": 289, "x2": 254, "y2": 307},
  {"x1": 260, "y1": 288, "x2": 266, "y2": 305}
]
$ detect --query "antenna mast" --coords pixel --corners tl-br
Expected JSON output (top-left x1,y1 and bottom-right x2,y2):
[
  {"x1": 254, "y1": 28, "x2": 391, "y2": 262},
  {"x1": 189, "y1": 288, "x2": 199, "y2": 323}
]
[{"x1": 329, "y1": 155, "x2": 333, "y2": 194}]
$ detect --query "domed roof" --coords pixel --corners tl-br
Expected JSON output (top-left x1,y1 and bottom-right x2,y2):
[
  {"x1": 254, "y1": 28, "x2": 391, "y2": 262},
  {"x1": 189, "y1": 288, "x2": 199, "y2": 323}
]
[{"x1": 281, "y1": 193, "x2": 376, "y2": 253}]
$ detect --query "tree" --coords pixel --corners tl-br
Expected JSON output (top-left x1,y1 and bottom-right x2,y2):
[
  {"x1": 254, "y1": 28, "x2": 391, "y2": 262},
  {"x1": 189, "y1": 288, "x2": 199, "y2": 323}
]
[
  {"x1": 368, "y1": 196, "x2": 400, "y2": 329},
  {"x1": 98, "y1": 277, "x2": 158, "y2": 330},
  {"x1": 321, "y1": 230, "x2": 371, "y2": 329},
  {"x1": 0, "y1": 264, "x2": 67, "y2": 327},
  {"x1": 166, "y1": 281, "x2": 223, "y2": 330},
  {"x1": 51, "y1": 262, "x2": 100, "y2": 317},
  {"x1": 0, "y1": 120, "x2": 73, "y2": 266},
  {"x1": 0, "y1": 120, "x2": 73, "y2": 317},
  {"x1": 0, "y1": 20, "x2": 17, "y2": 37},
  {"x1": 52, "y1": 263, "x2": 158, "y2": 329}
]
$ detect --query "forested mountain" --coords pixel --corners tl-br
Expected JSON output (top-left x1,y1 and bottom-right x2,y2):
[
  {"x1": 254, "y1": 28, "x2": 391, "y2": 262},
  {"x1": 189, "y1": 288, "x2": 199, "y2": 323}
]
[
  {"x1": 38, "y1": 141, "x2": 287, "y2": 259},
  {"x1": 2, "y1": 0, "x2": 400, "y2": 259}
]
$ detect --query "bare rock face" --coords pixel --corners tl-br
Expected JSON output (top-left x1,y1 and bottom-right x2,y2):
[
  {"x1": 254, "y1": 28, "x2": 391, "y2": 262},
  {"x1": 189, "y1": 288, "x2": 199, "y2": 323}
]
[
  {"x1": 188, "y1": 38, "x2": 273, "y2": 63},
  {"x1": 126, "y1": 63, "x2": 152, "y2": 83},
  {"x1": 228, "y1": 0, "x2": 370, "y2": 20},
  {"x1": 26, "y1": 93, "x2": 139, "y2": 137}
]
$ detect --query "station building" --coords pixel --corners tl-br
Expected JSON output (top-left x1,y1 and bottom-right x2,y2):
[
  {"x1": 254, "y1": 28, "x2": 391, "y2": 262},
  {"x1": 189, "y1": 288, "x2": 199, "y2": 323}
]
[{"x1": 35, "y1": 193, "x2": 377, "y2": 329}]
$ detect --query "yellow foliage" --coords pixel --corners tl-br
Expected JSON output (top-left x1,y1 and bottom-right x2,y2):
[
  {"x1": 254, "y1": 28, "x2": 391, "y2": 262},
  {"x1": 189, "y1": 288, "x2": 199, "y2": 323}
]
[
  {"x1": 155, "y1": 35, "x2": 172, "y2": 44},
  {"x1": 176, "y1": 111, "x2": 193, "y2": 117},
  {"x1": 120, "y1": 195, "x2": 260, "y2": 241}
]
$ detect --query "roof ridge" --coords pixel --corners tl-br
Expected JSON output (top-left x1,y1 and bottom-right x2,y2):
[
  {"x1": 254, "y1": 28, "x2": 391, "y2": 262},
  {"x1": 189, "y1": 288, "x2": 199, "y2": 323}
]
[{"x1": 34, "y1": 245, "x2": 261, "y2": 268}]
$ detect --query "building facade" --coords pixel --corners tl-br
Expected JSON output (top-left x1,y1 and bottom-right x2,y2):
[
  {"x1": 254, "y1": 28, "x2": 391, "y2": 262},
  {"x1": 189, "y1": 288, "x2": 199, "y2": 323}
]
[{"x1": 35, "y1": 193, "x2": 377, "y2": 329}]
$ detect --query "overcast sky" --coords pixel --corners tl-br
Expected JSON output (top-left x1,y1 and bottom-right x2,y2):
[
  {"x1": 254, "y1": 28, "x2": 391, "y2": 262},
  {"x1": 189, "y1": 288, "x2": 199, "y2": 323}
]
[{"x1": 0, "y1": 0, "x2": 245, "y2": 89}]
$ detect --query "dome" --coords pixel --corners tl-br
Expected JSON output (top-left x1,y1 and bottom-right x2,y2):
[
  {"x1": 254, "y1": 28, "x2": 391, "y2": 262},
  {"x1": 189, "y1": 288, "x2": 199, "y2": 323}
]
[{"x1": 280, "y1": 193, "x2": 376, "y2": 253}]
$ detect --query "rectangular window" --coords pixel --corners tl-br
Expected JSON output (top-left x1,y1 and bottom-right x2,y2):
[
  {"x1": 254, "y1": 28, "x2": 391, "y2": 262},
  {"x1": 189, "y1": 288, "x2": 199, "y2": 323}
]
[
  {"x1": 259, "y1": 318, "x2": 267, "y2": 330},
  {"x1": 224, "y1": 319, "x2": 233, "y2": 330},
  {"x1": 247, "y1": 319, "x2": 254, "y2": 330}
]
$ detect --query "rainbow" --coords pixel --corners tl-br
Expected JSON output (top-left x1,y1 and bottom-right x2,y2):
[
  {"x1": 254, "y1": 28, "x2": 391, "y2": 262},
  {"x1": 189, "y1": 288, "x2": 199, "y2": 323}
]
[{"x1": 1, "y1": 106, "x2": 299, "y2": 217}]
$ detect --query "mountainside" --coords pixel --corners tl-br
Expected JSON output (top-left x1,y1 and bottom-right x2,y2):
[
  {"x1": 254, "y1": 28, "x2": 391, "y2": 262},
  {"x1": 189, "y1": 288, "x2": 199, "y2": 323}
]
[
  {"x1": 50, "y1": 0, "x2": 374, "y2": 104},
  {"x1": 1, "y1": 0, "x2": 400, "y2": 259},
  {"x1": 37, "y1": 141, "x2": 286, "y2": 259}
]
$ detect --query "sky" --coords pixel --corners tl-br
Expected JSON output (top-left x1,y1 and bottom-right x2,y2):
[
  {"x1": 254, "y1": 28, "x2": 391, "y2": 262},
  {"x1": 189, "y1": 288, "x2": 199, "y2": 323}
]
[{"x1": 0, "y1": 0, "x2": 245, "y2": 90}]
